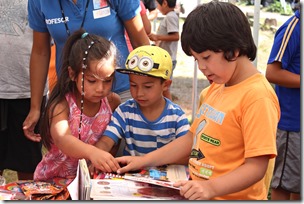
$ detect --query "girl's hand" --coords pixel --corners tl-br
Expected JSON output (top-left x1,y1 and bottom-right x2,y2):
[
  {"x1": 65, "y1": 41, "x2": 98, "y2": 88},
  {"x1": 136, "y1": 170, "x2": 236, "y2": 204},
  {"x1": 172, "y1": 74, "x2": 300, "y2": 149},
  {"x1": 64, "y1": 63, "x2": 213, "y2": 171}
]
[
  {"x1": 174, "y1": 180, "x2": 214, "y2": 200},
  {"x1": 90, "y1": 148, "x2": 121, "y2": 173},
  {"x1": 115, "y1": 156, "x2": 145, "y2": 174}
]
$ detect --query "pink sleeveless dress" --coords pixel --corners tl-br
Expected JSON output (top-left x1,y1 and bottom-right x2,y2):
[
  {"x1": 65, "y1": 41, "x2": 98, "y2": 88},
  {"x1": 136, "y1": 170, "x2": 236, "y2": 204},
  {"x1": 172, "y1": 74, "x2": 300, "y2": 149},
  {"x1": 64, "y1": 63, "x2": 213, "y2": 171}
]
[{"x1": 34, "y1": 93, "x2": 112, "y2": 181}]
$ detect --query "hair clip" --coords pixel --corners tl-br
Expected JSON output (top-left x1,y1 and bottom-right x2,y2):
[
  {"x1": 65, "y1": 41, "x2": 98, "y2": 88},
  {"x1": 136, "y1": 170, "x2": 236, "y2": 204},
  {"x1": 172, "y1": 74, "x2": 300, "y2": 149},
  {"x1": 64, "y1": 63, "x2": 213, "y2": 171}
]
[{"x1": 81, "y1": 32, "x2": 89, "y2": 39}]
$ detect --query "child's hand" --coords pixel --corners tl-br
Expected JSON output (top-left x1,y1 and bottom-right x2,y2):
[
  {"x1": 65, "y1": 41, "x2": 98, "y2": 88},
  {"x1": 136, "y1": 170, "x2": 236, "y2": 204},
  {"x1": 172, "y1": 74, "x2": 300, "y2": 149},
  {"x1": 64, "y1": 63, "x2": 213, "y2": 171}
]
[
  {"x1": 115, "y1": 156, "x2": 145, "y2": 174},
  {"x1": 90, "y1": 148, "x2": 121, "y2": 173},
  {"x1": 174, "y1": 180, "x2": 213, "y2": 200},
  {"x1": 148, "y1": 33, "x2": 158, "y2": 42}
]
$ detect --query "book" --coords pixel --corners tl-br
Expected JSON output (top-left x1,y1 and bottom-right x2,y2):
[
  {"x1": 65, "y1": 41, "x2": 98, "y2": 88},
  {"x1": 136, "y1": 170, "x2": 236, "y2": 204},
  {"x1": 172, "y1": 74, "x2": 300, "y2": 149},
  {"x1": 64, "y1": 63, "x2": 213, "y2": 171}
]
[
  {"x1": 70, "y1": 160, "x2": 188, "y2": 200},
  {"x1": 90, "y1": 178, "x2": 185, "y2": 200},
  {"x1": 67, "y1": 159, "x2": 91, "y2": 200},
  {"x1": 94, "y1": 165, "x2": 189, "y2": 190}
]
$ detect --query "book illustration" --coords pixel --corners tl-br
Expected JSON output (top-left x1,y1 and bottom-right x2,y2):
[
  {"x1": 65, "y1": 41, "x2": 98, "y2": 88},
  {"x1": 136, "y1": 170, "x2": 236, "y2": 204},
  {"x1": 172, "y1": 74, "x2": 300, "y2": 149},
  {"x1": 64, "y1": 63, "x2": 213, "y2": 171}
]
[
  {"x1": 90, "y1": 178, "x2": 185, "y2": 200},
  {"x1": 94, "y1": 165, "x2": 189, "y2": 190},
  {"x1": 124, "y1": 168, "x2": 179, "y2": 190}
]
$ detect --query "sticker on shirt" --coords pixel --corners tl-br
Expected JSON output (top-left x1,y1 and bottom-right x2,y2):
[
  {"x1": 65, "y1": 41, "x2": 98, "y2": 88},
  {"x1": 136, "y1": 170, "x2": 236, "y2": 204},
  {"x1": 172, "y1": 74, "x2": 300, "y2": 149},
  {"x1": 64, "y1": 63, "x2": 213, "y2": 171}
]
[
  {"x1": 93, "y1": 7, "x2": 110, "y2": 19},
  {"x1": 93, "y1": 0, "x2": 108, "y2": 10}
]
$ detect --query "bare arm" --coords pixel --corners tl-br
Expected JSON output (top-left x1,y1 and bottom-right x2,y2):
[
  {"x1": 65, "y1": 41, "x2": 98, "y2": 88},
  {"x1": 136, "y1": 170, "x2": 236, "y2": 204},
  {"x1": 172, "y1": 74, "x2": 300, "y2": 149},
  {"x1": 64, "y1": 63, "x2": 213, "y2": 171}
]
[
  {"x1": 265, "y1": 61, "x2": 300, "y2": 88},
  {"x1": 175, "y1": 156, "x2": 270, "y2": 200},
  {"x1": 116, "y1": 132, "x2": 193, "y2": 174},
  {"x1": 147, "y1": 9, "x2": 158, "y2": 21},
  {"x1": 124, "y1": 14, "x2": 150, "y2": 48},
  {"x1": 148, "y1": 32, "x2": 179, "y2": 42},
  {"x1": 23, "y1": 31, "x2": 51, "y2": 141},
  {"x1": 141, "y1": 11, "x2": 151, "y2": 35},
  {"x1": 95, "y1": 136, "x2": 116, "y2": 153},
  {"x1": 50, "y1": 100, "x2": 120, "y2": 172}
]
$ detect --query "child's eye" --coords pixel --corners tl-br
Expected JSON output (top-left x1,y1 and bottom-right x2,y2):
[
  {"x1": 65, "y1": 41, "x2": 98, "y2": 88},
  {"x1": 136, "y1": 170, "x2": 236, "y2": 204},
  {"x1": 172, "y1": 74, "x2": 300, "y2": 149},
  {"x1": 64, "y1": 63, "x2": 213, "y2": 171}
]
[
  {"x1": 87, "y1": 79, "x2": 96, "y2": 83},
  {"x1": 103, "y1": 78, "x2": 112, "y2": 83},
  {"x1": 145, "y1": 86, "x2": 152, "y2": 89},
  {"x1": 202, "y1": 55, "x2": 209, "y2": 60}
]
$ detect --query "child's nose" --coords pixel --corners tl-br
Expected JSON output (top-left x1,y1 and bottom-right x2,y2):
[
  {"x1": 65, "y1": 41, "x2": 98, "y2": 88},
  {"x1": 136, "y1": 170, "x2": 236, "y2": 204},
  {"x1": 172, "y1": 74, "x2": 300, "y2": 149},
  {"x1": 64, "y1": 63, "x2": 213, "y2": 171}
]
[{"x1": 96, "y1": 82, "x2": 104, "y2": 92}]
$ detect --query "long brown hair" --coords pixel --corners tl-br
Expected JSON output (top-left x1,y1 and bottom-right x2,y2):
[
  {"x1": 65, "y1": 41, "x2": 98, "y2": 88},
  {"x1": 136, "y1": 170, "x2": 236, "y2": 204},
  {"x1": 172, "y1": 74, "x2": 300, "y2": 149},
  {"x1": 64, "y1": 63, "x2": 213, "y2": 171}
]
[{"x1": 40, "y1": 29, "x2": 117, "y2": 150}]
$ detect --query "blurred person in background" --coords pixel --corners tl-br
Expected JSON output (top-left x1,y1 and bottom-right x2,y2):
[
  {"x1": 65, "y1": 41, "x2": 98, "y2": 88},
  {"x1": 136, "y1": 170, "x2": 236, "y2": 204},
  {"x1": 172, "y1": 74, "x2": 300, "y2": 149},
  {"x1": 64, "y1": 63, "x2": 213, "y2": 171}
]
[
  {"x1": 23, "y1": 0, "x2": 150, "y2": 142},
  {"x1": 141, "y1": 0, "x2": 159, "y2": 21},
  {"x1": 0, "y1": 0, "x2": 47, "y2": 180},
  {"x1": 266, "y1": 5, "x2": 300, "y2": 201}
]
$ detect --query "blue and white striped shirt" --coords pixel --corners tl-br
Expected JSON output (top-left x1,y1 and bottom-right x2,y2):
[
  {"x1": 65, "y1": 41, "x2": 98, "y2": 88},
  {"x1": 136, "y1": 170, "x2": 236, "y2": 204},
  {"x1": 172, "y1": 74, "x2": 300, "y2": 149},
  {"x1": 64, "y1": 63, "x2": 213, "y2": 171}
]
[{"x1": 103, "y1": 98, "x2": 190, "y2": 156}]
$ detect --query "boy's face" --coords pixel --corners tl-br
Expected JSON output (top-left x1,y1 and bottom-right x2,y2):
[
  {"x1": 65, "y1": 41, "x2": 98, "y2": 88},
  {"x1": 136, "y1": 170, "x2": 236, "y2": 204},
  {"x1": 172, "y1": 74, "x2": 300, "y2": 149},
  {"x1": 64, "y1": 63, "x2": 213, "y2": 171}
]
[
  {"x1": 156, "y1": 0, "x2": 166, "y2": 15},
  {"x1": 129, "y1": 74, "x2": 170, "y2": 107},
  {"x1": 190, "y1": 49, "x2": 238, "y2": 86}
]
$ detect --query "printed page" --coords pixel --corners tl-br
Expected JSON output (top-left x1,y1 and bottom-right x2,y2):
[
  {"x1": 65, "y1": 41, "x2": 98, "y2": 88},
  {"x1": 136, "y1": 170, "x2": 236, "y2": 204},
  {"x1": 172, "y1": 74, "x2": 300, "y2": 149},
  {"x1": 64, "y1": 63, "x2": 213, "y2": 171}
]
[{"x1": 90, "y1": 178, "x2": 184, "y2": 200}]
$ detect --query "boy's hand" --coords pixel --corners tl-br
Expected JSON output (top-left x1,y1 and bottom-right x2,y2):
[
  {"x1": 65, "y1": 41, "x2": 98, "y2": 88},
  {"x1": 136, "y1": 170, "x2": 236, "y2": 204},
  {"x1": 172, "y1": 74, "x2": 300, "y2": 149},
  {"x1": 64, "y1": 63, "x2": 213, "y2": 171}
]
[
  {"x1": 115, "y1": 156, "x2": 145, "y2": 174},
  {"x1": 148, "y1": 33, "x2": 158, "y2": 42},
  {"x1": 174, "y1": 180, "x2": 213, "y2": 200}
]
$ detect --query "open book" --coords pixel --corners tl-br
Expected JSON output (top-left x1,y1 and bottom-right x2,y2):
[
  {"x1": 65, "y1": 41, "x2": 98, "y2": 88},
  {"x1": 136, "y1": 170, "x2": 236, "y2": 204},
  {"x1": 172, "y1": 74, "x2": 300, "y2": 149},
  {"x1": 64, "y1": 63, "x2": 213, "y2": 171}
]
[
  {"x1": 69, "y1": 160, "x2": 188, "y2": 200},
  {"x1": 90, "y1": 178, "x2": 185, "y2": 200},
  {"x1": 94, "y1": 165, "x2": 189, "y2": 190}
]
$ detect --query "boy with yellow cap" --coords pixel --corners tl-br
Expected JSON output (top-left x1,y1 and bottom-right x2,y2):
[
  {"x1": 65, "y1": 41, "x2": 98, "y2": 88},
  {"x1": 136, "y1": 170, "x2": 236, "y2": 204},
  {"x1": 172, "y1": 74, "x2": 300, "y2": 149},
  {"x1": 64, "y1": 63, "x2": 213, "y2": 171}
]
[{"x1": 96, "y1": 45, "x2": 189, "y2": 158}]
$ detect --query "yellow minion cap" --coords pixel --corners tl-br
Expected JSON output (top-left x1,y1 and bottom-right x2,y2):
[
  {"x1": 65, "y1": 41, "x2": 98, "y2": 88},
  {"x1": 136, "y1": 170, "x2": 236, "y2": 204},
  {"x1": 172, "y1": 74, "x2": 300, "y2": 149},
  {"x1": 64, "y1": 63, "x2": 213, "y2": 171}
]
[{"x1": 117, "y1": 45, "x2": 172, "y2": 80}]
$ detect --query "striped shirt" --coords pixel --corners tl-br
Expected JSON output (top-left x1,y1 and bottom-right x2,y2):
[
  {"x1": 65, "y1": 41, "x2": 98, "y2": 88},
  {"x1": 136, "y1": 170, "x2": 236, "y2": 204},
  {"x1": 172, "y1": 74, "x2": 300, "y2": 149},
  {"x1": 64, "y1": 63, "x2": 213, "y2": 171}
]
[{"x1": 103, "y1": 98, "x2": 190, "y2": 156}]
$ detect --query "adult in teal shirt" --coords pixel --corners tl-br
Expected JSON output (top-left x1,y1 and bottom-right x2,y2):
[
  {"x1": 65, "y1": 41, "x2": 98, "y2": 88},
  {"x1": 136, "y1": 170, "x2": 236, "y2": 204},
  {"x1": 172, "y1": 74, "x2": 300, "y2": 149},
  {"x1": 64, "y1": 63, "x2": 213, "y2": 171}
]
[{"x1": 24, "y1": 0, "x2": 150, "y2": 141}]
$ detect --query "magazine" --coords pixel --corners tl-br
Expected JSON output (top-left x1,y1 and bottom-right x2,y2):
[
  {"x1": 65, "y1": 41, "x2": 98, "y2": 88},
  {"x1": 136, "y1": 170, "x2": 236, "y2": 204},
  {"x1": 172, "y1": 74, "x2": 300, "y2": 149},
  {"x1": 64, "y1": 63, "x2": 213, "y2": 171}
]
[
  {"x1": 94, "y1": 165, "x2": 189, "y2": 190},
  {"x1": 90, "y1": 178, "x2": 185, "y2": 200}
]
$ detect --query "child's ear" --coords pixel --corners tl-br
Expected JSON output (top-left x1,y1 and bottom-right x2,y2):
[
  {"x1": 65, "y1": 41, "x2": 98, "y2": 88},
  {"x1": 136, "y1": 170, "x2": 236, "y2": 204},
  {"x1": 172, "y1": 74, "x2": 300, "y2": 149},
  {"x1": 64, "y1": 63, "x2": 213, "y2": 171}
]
[
  {"x1": 68, "y1": 66, "x2": 75, "y2": 81},
  {"x1": 163, "y1": 79, "x2": 172, "y2": 91}
]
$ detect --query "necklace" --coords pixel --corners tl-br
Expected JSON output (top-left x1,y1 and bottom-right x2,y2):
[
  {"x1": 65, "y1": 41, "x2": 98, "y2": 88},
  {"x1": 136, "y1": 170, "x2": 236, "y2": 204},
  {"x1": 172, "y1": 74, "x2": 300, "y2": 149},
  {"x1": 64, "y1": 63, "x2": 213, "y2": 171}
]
[{"x1": 58, "y1": 0, "x2": 90, "y2": 36}]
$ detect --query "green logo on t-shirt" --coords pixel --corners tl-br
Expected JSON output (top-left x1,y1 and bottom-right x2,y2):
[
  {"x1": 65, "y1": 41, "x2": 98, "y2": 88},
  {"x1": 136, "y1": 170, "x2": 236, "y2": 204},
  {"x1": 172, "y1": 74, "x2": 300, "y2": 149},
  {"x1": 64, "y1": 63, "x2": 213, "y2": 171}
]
[{"x1": 201, "y1": 134, "x2": 220, "y2": 146}]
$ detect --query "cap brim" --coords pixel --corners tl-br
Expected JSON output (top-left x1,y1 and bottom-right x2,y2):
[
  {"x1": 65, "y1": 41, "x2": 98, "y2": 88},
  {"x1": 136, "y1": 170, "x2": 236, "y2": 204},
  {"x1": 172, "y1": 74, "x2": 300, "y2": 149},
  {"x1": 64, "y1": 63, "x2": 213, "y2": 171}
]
[{"x1": 116, "y1": 68, "x2": 151, "y2": 77}]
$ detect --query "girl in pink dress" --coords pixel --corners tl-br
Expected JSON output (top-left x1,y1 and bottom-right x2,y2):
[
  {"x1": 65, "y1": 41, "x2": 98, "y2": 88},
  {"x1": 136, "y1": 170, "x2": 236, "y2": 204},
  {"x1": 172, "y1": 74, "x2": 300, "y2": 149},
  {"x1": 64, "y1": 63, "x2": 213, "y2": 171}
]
[{"x1": 34, "y1": 29, "x2": 121, "y2": 181}]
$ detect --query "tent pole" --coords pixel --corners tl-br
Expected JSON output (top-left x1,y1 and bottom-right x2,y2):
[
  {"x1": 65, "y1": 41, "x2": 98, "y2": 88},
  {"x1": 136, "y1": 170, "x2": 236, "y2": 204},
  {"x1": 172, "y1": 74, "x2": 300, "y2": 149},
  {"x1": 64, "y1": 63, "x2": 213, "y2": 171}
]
[{"x1": 252, "y1": 0, "x2": 261, "y2": 67}]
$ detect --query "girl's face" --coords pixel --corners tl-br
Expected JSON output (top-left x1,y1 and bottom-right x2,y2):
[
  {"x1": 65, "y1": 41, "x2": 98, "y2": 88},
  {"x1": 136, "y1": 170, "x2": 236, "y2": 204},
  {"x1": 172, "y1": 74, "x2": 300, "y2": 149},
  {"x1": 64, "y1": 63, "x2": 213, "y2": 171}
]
[
  {"x1": 74, "y1": 59, "x2": 115, "y2": 104},
  {"x1": 190, "y1": 49, "x2": 237, "y2": 85},
  {"x1": 129, "y1": 74, "x2": 169, "y2": 108}
]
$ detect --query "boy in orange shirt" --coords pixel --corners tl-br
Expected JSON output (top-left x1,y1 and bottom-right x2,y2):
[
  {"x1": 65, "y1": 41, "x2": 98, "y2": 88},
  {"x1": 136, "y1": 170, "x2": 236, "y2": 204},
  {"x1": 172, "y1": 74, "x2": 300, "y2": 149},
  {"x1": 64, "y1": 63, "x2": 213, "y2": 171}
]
[{"x1": 115, "y1": 1, "x2": 280, "y2": 200}]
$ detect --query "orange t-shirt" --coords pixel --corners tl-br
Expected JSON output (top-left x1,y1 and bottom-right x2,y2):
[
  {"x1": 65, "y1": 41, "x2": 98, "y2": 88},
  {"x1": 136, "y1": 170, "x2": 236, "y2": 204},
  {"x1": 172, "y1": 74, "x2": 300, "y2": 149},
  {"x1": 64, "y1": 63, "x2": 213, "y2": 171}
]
[{"x1": 189, "y1": 73, "x2": 280, "y2": 200}]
